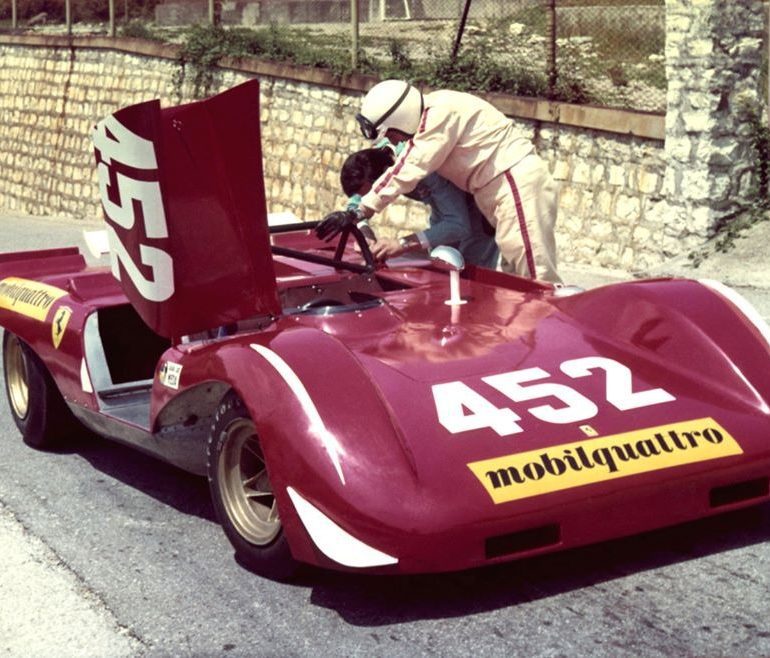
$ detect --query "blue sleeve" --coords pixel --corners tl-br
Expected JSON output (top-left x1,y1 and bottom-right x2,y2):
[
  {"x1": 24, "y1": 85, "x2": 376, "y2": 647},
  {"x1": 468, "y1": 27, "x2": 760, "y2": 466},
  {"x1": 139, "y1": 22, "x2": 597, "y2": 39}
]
[{"x1": 419, "y1": 174, "x2": 473, "y2": 248}]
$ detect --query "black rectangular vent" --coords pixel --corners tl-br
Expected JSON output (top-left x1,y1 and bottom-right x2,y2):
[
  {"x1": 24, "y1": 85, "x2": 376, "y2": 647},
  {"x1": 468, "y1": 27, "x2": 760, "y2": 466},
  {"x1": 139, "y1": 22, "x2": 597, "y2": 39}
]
[
  {"x1": 710, "y1": 477, "x2": 769, "y2": 508},
  {"x1": 485, "y1": 524, "x2": 561, "y2": 559}
]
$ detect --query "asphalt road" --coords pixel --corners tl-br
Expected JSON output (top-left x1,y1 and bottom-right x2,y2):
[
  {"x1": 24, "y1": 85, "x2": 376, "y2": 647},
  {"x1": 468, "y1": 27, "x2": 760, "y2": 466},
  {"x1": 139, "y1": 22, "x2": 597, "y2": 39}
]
[{"x1": 0, "y1": 213, "x2": 769, "y2": 657}]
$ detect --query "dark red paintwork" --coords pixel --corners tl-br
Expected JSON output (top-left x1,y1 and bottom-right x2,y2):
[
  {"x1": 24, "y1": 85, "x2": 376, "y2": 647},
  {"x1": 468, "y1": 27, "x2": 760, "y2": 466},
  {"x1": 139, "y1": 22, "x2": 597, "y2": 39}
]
[
  {"x1": 92, "y1": 80, "x2": 279, "y2": 338},
  {"x1": 0, "y1": 81, "x2": 768, "y2": 574}
]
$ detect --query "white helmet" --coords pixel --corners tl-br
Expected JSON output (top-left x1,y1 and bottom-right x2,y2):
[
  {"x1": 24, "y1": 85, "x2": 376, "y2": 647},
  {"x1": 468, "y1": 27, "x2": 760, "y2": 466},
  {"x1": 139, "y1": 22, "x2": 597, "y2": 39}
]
[{"x1": 356, "y1": 80, "x2": 424, "y2": 140}]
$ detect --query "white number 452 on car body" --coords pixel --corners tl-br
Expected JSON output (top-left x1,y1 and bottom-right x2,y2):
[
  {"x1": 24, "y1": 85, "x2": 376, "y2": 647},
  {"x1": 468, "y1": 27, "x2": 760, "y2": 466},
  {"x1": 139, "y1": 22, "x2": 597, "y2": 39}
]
[
  {"x1": 432, "y1": 356, "x2": 675, "y2": 437},
  {"x1": 92, "y1": 115, "x2": 174, "y2": 304}
]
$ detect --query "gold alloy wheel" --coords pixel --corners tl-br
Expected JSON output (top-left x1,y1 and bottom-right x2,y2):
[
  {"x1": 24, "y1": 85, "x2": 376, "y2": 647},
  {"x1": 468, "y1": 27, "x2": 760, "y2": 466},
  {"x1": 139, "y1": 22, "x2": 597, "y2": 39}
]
[
  {"x1": 4, "y1": 335, "x2": 29, "y2": 421},
  {"x1": 217, "y1": 418, "x2": 281, "y2": 545}
]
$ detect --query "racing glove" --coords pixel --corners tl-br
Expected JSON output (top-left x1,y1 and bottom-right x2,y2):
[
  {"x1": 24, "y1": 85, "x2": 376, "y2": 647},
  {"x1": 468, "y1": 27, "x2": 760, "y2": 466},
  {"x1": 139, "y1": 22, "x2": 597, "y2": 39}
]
[
  {"x1": 316, "y1": 210, "x2": 376, "y2": 243},
  {"x1": 316, "y1": 210, "x2": 357, "y2": 241}
]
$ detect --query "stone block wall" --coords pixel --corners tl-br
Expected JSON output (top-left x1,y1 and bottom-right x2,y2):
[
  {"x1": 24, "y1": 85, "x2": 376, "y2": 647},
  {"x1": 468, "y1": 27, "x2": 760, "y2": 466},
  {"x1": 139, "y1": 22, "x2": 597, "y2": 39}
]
[
  {"x1": 538, "y1": 127, "x2": 668, "y2": 269},
  {"x1": 0, "y1": 41, "x2": 430, "y2": 240},
  {"x1": 0, "y1": 1, "x2": 766, "y2": 272},
  {"x1": 663, "y1": 0, "x2": 766, "y2": 234},
  {"x1": 0, "y1": 39, "x2": 671, "y2": 270},
  {"x1": 0, "y1": 44, "x2": 179, "y2": 219}
]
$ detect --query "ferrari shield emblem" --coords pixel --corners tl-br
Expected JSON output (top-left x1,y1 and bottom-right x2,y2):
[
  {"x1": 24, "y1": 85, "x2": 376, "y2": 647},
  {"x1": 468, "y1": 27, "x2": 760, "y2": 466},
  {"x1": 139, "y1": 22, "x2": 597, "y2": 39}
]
[{"x1": 52, "y1": 306, "x2": 72, "y2": 349}]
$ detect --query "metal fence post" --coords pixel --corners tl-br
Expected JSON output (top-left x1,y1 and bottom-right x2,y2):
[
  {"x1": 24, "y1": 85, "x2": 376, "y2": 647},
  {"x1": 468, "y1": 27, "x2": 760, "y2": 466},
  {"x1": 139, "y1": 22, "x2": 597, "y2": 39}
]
[
  {"x1": 65, "y1": 0, "x2": 72, "y2": 35},
  {"x1": 11, "y1": 0, "x2": 17, "y2": 29},
  {"x1": 209, "y1": 0, "x2": 221, "y2": 26},
  {"x1": 351, "y1": 0, "x2": 360, "y2": 70},
  {"x1": 451, "y1": 0, "x2": 473, "y2": 62},
  {"x1": 546, "y1": 0, "x2": 557, "y2": 99},
  {"x1": 109, "y1": 0, "x2": 116, "y2": 37}
]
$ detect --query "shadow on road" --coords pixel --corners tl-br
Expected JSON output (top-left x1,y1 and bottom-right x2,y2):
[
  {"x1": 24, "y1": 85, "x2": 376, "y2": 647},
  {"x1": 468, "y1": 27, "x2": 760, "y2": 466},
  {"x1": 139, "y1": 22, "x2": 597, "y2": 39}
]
[
  {"x1": 32, "y1": 425, "x2": 770, "y2": 628},
  {"x1": 71, "y1": 431, "x2": 217, "y2": 523},
  {"x1": 303, "y1": 502, "x2": 770, "y2": 625}
]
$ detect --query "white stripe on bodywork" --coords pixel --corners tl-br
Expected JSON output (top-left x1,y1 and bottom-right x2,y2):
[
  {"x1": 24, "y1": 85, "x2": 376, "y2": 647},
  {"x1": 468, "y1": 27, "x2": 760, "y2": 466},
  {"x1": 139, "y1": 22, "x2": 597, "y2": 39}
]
[
  {"x1": 80, "y1": 358, "x2": 93, "y2": 393},
  {"x1": 250, "y1": 343, "x2": 345, "y2": 485},
  {"x1": 287, "y1": 487, "x2": 397, "y2": 568}
]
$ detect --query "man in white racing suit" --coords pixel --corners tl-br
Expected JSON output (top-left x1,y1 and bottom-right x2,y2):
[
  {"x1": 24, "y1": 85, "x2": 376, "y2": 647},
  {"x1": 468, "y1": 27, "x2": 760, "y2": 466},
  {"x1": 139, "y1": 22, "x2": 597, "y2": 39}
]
[{"x1": 350, "y1": 79, "x2": 561, "y2": 284}]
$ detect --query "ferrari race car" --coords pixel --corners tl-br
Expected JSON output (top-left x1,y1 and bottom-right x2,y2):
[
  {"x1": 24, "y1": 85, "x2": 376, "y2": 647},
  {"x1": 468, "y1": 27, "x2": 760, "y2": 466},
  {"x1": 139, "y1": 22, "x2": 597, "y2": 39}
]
[{"x1": 1, "y1": 80, "x2": 769, "y2": 579}]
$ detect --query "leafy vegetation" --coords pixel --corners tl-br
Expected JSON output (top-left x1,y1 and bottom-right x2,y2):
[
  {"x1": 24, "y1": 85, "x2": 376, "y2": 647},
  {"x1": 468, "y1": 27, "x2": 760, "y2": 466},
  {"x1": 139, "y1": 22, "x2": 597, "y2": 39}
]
[
  {"x1": 172, "y1": 22, "x2": 594, "y2": 103},
  {"x1": 120, "y1": 19, "x2": 162, "y2": 40},
  {"x1": 173, "y1": 23, "x2": 354, "y2": 98},
  {"x1": 739, "y1": 96, "x2": 770, "y2": 214},
  {"x1": 417, "y1": 49, "x2": 549, "y2": 97},
  {"x1": 688, "y1": 98, "x2": 769, "y2": 266}
]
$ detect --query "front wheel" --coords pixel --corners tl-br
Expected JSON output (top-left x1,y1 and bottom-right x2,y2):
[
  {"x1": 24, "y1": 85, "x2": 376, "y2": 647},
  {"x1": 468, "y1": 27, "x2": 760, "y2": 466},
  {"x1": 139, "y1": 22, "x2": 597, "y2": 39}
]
[
  {"x1": 207, "y1": 394, "x2": 297, "y2": 580},
  {"x1": 2, "y1": 331, "x2": 75, "y2": 450}
]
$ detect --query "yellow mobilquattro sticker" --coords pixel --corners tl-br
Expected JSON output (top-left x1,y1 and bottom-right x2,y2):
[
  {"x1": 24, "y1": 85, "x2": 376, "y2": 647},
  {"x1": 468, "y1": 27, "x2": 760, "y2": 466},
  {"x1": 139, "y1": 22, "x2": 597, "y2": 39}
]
[
  {"x1": 52, "y1": 306, "x2": 72, "y2": 348},
  {"x1": 468, "y1": 417, "x2": 743, "y2": 504},
  {"x1": 0, "y1": 277, "x2": 68, "y2": 321}
]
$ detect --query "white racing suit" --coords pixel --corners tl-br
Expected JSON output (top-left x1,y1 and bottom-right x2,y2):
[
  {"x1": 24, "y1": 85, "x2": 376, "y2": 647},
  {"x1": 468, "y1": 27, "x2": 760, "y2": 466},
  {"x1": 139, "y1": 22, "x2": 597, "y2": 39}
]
[{"x1": 360, "y1": 89, "x2": 561, "y2": 284}]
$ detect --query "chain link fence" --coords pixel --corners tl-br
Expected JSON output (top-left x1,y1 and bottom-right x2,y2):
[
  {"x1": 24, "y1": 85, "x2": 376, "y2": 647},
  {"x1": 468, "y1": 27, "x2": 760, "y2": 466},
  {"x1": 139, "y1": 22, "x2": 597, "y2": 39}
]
[{"x1": 1, "y1": 0, "x2": 667, "y2": 112}]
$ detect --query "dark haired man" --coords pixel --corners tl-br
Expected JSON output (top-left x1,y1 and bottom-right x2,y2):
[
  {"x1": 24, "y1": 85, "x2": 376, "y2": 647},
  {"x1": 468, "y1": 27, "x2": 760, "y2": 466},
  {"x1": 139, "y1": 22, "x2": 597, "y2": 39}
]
[{"x1": 338, "y1": 147, "x2": 498, "y2": 268}]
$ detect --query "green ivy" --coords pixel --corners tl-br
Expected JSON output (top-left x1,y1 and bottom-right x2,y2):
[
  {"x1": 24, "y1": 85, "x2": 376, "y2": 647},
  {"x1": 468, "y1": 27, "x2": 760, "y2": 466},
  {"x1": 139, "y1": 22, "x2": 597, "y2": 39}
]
[
  {"x1": 690, "y1": 98, "x2": 769, "y2": 264},
  {"x1": 751, "y1": 117, "x2": 769, "y2": 209},
  {"x1": 119, "y1": 20, "x2": 162, "y2": 41},
  {"x1": 739, "y1": 97, "x2": 770, "y2": 213},
  {"x1": 406, "y1": 48, "x2": 592, "y2": 104},
  {"x1": 174, "y1": 23, "x2": 355, "y2": 99},
  {"x1": 172, "y1": 23, "x2": 591, "y2": 104}
]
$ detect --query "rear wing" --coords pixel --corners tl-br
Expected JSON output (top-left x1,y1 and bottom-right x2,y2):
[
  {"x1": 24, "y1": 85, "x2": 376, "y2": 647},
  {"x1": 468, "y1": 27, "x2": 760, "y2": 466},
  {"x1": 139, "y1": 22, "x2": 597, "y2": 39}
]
[
  {"x1": 92, "y1": 80, "x2": 280, "y2": 338},
  {"x1": 0, "y1": 248, "x2": 86, "y2": 280}
]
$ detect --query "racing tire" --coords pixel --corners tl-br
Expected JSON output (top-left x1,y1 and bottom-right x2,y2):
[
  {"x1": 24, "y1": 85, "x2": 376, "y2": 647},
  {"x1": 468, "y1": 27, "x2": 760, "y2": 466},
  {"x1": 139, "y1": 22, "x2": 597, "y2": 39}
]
[
  {"x1": 208, "y1": 394, "x2": 298, "y2": 580},
  {"x1": 2, "y1": 331, "x2": 77, "y2": 450}
]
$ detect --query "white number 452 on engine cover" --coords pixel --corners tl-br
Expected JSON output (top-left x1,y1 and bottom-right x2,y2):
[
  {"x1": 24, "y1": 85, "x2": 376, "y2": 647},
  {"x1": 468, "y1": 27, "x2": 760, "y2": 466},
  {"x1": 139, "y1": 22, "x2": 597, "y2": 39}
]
[{"x1": 432, "y1": 356, "x2": 675, "y2": 437}]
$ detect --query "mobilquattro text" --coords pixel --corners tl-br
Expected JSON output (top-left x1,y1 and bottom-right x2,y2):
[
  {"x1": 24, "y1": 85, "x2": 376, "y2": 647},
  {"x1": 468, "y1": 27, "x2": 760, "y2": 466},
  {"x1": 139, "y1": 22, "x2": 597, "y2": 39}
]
[
  {"x1": 485, "y1": 425, "x2": 726, "y2": 489},
  {"x1": 0, "y1": 281, "x2": 58, "y2": 309}
]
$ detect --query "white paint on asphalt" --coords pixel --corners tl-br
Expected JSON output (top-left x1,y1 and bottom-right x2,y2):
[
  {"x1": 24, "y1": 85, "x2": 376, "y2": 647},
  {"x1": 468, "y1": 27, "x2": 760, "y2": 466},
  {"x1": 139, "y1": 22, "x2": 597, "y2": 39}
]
[{"x1": 0, "y1": 502, "x2": 142, "y2": 657}]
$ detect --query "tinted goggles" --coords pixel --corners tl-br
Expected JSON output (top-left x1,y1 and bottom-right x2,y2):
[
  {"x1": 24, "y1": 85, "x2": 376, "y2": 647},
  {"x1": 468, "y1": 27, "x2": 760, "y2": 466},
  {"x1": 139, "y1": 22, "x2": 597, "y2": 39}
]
[{"x1": 356, "y1": 113, "x2": 380, "y2": 140}]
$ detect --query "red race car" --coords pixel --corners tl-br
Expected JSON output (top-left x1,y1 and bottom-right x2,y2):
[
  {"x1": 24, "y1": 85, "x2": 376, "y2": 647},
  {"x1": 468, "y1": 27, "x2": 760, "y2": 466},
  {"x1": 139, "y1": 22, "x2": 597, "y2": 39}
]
[{"x1": 1, "y1": 81, "x2": 769, "y2": 579}]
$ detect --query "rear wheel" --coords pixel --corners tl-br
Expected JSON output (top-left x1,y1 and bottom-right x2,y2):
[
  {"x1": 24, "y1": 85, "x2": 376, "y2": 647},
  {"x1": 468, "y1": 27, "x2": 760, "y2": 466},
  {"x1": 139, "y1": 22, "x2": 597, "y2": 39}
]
[
  {"x1": 2, "y1": 331, "x2": 75, "y2": 450},
  {"x1": 208, "y1": 394, "x2": 297, "y2": 580}
]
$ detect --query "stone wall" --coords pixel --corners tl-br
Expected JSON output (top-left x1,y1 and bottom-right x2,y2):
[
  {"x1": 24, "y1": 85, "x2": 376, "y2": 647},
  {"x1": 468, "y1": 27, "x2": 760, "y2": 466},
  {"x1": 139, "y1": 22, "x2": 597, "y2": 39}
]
[
  {"x1": 0, "y1": 41, "x2": 403, "y2": 234},
  {"x1": 0, "y1": 2, "x2": 765, "y2": 271},
  {"x1": 539, "y1": 126, "x2": 668, "y2": 268},
  {"x1": 0, "y1": 43, "x2": 180, "y2": 219},
  {"x1": 663, "y1": 0, "x2": 766, "y2": 236}
]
